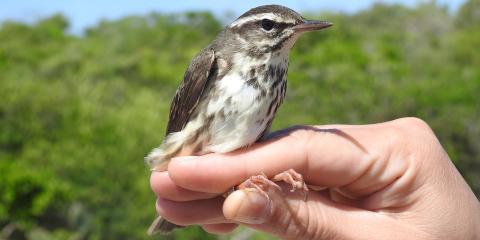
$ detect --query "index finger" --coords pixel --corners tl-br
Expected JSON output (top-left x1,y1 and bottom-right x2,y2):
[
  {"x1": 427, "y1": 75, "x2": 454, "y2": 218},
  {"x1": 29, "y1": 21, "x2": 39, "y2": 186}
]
[{"x1": 168, "y1": 123, "x2": 391, "y2": 193}]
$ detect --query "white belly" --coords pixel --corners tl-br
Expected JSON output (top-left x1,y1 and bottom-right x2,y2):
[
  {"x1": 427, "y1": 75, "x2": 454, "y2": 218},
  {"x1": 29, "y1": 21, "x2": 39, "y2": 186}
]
[{"x1": 203, "y1": 73, "x2": 274, "y2": 153}]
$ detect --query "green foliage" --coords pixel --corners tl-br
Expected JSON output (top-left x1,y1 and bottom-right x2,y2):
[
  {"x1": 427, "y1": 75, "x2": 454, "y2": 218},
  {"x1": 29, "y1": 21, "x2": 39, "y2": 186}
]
[{"x1": 1, "y1": 1, "x2": 479, "y2": 239}]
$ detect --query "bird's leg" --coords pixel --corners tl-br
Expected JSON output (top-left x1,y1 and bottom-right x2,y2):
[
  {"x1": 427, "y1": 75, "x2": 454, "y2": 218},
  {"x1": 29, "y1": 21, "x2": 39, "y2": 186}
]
[
  {"x1": 236, "y1": 173, "x2": 282, "y2": 200},
  {"x1": 273, "y1": 169, "x2": 309, "y2": 201},
  {"x1": 234, "y1": 170, "x2": 309, "y2": 201}
]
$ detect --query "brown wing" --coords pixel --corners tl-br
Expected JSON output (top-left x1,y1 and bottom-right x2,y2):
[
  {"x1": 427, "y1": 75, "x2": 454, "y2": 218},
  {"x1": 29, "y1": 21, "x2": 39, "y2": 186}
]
[{"x1": 166, "y1": 48, "x2": 215, "y2": 135}]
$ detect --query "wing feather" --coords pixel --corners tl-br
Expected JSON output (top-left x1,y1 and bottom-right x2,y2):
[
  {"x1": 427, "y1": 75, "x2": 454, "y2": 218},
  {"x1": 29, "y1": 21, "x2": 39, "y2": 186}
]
[{"x1": 165, "y1": 48, "x2": 215, "y2": 135}]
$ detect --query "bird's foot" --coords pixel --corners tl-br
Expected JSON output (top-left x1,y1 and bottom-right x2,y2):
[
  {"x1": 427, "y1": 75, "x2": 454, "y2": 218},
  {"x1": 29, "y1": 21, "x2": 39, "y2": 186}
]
[
  {"x1": 273, "y1": 169, "x2": 309, "y2": 201},
  {"x1": 236, "y1": 170, "x2": 309, "y2": 201},
  {"x1": 237, "y1": 173, "x2": 282, "y2": 200}
]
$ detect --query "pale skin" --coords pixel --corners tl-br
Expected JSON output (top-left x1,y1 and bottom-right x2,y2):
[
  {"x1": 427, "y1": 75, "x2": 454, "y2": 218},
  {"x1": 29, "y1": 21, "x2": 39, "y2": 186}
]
[{"x1": 150, "y1": 117, "x2": 480, "y2": 239}]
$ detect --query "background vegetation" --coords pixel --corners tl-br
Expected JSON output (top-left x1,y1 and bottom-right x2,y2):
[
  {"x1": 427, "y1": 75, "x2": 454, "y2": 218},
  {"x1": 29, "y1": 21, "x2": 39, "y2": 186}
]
[{"x1": 1, "y1": 1, "x2": 479, "y2": 239}]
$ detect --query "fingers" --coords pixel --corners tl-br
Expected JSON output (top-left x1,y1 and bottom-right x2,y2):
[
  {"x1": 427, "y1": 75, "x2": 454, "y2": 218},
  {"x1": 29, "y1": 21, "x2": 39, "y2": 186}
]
[
  {"x1": 155, "y1": 196, "x2": 232, "y2": 225},
  {"x1": 168, "y1": 131, "x2": 309, "y2": 193},
  {"x1": 149, "y1": 118, "x2": 457, "y2": 239},
  {"x1": 223, "y1": 189, "x2": 273, "y2": 224},
  {"x1": 223, "y1": 186, "x2": 331, "y2": 238},
  {"x1": 150, "y1": 171, "x2": 217, "y2": 201},
  {"x1": 168, "y1": 124, "x2": 393, "y2": 194},
  {"x1": 223, "y1": 187, "x2": 431, "y2": 239},
  {"x1": 151, "y1": 171, "x2": 233, "y2": 229}
]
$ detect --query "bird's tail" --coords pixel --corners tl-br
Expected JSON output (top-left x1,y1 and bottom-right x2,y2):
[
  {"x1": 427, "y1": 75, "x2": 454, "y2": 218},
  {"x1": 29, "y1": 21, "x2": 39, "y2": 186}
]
[
  {"x1": 145, "y1": 133, "x2": 185, "y2": 235},
  {"x1": 145, "y1": 129, "x2": 198, "y2": 235},
  {"x1": 145, "y1": 132, "x2": 185, "y2": 171},
  {"x1": 147, "y1": 216, "x2": 183, "y2": 235}
]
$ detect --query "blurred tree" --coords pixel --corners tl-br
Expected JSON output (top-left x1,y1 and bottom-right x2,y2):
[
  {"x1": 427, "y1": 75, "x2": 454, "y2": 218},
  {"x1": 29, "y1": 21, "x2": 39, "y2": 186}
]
[{"x1": 0, "y1": 2, "x2": 478, "y2": 239}]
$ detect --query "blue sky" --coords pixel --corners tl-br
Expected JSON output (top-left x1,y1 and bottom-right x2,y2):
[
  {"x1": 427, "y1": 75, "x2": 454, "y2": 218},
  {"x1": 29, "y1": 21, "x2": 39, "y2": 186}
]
[{"x1": 1, "y1": 0, "x2": 466, "y2": 34}]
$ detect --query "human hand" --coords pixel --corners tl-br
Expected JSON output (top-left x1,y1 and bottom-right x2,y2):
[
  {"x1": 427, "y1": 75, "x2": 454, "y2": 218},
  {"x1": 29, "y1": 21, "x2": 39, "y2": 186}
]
[{"x1": 150, "y1": 118, "x2": 480, "y2": 239}]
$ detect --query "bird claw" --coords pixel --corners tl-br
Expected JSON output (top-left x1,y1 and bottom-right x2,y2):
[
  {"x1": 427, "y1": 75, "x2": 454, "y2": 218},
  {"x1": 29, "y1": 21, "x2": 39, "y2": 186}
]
[
  {"x1": 273, "y1": 169, "x2": 309, "y2": 201},
  {"x1": 236, "y1": 169, "x2": 309, "y2": 201},
  {"x1": 237, "y1": 174, "x2": 282, "y2": 200}
]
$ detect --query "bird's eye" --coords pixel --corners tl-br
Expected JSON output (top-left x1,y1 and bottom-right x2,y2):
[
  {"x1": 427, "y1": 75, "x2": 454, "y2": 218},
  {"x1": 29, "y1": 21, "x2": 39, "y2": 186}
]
[{"x1": 261, "y1": 19, "x2": 275, "y2": 31}]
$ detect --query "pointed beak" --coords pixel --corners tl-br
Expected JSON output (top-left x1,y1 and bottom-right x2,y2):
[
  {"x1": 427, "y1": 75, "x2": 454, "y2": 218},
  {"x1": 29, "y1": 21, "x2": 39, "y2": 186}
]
[{"x1": 294, "y1": 20, "x2": 333, "y2": 33}]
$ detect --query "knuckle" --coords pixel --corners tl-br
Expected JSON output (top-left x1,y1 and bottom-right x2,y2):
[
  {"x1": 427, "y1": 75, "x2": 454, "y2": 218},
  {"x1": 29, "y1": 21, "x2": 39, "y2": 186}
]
[
  {"x1": 392, "y1": 117, "x2": 434, "y2": 137},
  {"x1": 386, "y1": 117, "x2": 442, "y2": 168},
  {"x1": 388, "y1": 117, "x2": 436, "y2": 145}
]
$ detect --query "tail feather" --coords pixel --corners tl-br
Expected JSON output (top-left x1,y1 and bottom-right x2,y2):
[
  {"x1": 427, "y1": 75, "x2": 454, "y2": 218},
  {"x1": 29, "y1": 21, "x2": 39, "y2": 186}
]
[
  {"x1": 147, "y1": 216, "x2": 182, "y2": 235},
  {"x1": 146, "y1": 127, "x2": 200, "y2": 235},
  {"x1": 145, "y1": 132, "x2": 185, "y2": 170}
]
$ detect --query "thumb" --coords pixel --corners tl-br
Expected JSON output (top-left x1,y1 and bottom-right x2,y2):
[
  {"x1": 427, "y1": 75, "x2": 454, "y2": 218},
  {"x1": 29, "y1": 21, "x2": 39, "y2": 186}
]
[
  {"x1": 223, "y1": 186, "x2": 322, "y2": 239},
  {"x1": 222, "y1": 187, "x2": 429, "y2": 239},
  {"x1": 222, "y1": 189, "x2": 273, "y2": 225}
]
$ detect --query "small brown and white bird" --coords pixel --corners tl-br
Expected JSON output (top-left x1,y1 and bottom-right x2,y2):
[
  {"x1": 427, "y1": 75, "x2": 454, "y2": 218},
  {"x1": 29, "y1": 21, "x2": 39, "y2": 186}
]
[{"x1": 146, "y1": 4, "x2": 331, "y2": 234}]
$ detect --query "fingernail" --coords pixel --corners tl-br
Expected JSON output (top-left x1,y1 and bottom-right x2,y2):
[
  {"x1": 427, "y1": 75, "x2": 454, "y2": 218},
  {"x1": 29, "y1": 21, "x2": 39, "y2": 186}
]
[{"x1": 224, "y1": 189, "x2": 272, "y2": 224}]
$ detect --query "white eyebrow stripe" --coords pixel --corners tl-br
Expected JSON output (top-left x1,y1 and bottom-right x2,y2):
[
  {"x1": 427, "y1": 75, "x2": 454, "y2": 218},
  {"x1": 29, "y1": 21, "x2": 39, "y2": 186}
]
[{"x1": 229, "y1": 13, "x2": 297, "y2": 28}]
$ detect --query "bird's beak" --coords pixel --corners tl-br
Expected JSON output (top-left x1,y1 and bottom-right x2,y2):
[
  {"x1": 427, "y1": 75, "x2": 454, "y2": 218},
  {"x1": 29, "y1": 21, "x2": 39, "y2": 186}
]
[{"x1": 294, "y1": 20, "x2": 332, "y2": 33}]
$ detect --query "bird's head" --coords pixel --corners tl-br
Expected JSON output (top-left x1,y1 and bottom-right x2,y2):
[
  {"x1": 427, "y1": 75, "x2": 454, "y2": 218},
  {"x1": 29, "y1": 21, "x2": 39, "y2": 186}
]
[{"x1": 224, "y1": 5, "x2": 332, "y2": 56}]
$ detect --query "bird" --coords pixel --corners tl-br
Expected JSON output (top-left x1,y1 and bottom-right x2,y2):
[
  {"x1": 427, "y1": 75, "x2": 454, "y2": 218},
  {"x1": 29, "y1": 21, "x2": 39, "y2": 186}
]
[{"x1": 145, "y1": 4, "x2": 332, "y2": 235}]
